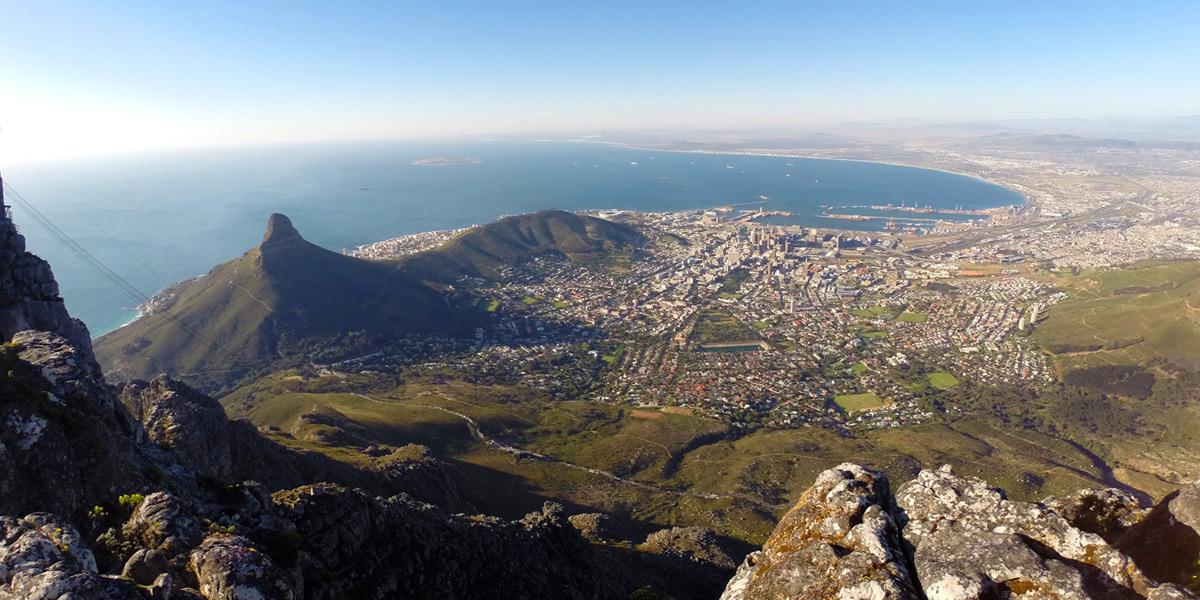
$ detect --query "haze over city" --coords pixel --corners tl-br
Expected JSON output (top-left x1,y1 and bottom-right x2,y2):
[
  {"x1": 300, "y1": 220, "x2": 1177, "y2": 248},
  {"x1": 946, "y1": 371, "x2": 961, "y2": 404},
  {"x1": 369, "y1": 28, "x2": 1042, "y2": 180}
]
[{"x1": 2, "y1": 0, "x2": 1199, "y2": 162}]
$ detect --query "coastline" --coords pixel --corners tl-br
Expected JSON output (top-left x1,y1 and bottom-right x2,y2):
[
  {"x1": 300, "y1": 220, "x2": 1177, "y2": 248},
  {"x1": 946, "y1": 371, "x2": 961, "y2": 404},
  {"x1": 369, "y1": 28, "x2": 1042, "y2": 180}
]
[
  {"x1": 90, "y1": 140, "x2": 1030, "y2": 339},
  {"x1": 590, "y1": 140, "x2": 1035, "y2": 211}
]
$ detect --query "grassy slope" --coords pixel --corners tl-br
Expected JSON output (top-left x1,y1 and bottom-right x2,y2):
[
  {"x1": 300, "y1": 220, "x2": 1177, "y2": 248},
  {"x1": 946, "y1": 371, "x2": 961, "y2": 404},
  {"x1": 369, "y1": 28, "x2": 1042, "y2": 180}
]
[
  {"x1": 1033, "y1": 259, "x2": 1200, "y2": 493},
  {"x1": 222, "y1": 371, "x2": 1122, "y2": 546},
  {"x1": 1035, "y1": 261, "x2": 1200, "y2": 367},
  {"x1": 97, "y1": 249, "x2": 276, "y2": 387}
]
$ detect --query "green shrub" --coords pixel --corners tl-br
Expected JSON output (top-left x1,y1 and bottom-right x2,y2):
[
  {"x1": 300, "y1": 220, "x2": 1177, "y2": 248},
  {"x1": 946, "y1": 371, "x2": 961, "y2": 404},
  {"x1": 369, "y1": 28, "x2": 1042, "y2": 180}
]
[{"x1": 118, "y1": 493, "x2": 146, "y2": 510}]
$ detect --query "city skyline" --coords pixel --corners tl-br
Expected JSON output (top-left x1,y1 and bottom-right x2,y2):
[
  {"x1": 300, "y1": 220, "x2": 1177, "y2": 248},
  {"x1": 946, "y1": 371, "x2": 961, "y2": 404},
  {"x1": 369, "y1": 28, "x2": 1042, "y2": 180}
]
[{"x1": 2, "y1": 0, "x2": 1199, "y2": 162}]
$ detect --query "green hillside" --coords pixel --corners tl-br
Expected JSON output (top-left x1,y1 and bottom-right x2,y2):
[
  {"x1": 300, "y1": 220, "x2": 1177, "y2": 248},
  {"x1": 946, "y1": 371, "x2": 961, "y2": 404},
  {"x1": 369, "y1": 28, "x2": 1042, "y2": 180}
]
[
  {"x1": 96, "y1": 214, "x2": 466, "y2": 393},
  {"x1": 1036, "y1": 260, "x2": 1200, "y2": 368},
  {"x1": 222, "y1": 370, "x2": 1124, "y2": 545},
  {"x1": 402, "y1": 209, "x2": 643, "y2": 282},
  {"x1": 1033, "y1": 259, "x2": 1200, "y2": 492}
]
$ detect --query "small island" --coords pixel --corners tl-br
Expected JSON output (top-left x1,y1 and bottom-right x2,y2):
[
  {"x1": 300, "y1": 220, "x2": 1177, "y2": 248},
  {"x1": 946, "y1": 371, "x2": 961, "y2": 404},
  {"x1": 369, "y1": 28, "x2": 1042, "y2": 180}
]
[{"x1": 412, "y1": 157, "x2": 481, "y2": 166}]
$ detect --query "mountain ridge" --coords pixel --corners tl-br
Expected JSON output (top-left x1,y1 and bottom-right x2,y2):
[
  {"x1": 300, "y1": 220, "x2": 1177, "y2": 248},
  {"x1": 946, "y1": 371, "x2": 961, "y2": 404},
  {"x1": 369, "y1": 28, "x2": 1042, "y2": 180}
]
[
  {"x1": 95, "y1": 209, "x2": 642, "y2": 393},
  {"x1": 400, "y1": 209, "x2": 644, "y2": 283},
  {"x1": 95, "y1": 213, "x2": 467, "y2": 393}
]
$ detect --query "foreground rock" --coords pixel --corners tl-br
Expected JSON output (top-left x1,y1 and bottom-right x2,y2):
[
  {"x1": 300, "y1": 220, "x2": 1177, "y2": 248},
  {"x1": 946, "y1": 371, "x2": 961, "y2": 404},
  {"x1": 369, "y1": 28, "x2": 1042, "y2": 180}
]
[
  {"x1": 897, "y1": 465, "x2": 1152, "y2": 600},
  {"x1": 721, "y1": 463, "x2": 920, "y2": 600},
  {"x1": 1, "y1": 331, "x2": 150, "y2": 518},
  {"x1": 0, "y1": 216, "x2": 93, "y2": 356},
  {"x1": 724, "y1": 463, "x2": 1199, "y2": 600},
  {"x1": 0, "y1": 513, "x2": 140, "y2": 600},
  {"x1": 190, "y1": 535, "x2": 297, "y2": 600}
]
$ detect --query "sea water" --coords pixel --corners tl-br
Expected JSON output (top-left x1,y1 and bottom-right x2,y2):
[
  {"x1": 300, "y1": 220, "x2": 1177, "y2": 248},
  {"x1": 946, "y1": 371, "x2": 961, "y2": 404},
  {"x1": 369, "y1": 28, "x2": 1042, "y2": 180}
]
[{"x1": 1, "y1": 140, "x2": 1023, "y2": 335}]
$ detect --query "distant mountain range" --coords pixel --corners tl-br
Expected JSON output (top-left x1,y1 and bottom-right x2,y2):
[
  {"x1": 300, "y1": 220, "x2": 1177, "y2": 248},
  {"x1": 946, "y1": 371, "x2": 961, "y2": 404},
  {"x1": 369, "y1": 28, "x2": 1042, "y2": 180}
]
[{"x1": 94, "y1": 209, "x2": 641, "y2": 392}]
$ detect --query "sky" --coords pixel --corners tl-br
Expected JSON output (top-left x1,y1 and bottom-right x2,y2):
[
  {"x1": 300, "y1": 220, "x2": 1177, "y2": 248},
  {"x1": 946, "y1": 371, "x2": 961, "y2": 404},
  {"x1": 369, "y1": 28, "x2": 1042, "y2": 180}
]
[{"x1": 2, "y1": 0, "x2": 1199, "y2": 161}]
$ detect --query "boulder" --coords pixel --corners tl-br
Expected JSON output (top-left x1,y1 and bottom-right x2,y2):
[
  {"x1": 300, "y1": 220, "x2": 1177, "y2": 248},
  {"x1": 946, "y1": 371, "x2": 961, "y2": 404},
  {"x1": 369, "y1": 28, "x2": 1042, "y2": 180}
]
[
  {"x1": 120, "y1": 376, "x2": 233, "y2": 480},
  {"x1": 720, "y1": 463, "x2": 920, "y2": 600},
  {"x1": 123, "y1": 493, "x2": 204, "y2": 559},
  {"x1": 897, "y1": 465, "x2": 1152, "y2": 600},
  {"x1": 1, "y1": 332, "x2": 148, "y2": 517},
  {"x1": 121, "y1": 547, "x2": 171, "y2": 585},
  {"x1": 189, "y1": 535, "x2": 297, "y2": 600},
  {"x1": 1044, "y1": 487, "x2": 1147, "y2": 543},
  {"x1": 0, "y1": 513, "x2": 122, "y2": 600}
]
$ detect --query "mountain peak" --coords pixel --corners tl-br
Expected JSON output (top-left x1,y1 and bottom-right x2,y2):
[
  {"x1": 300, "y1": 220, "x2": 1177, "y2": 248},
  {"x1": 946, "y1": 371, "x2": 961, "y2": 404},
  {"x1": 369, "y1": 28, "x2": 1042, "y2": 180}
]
[
  {"x1": 261, "y1": 213, "x2": 306, "y2": 257},
  {"x1": 263, "y1": 213, "x2": 300, "y2": 243}
]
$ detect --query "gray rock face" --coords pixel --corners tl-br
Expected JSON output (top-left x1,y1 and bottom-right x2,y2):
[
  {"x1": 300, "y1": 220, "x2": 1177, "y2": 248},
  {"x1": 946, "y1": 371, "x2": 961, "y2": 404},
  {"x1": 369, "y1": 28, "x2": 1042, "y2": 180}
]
[
  {"x1": 0, "y1": 332, "x2": 148, "y2": 517},
  {"x1": 720, "y1": 463, "x2": 920, "y2": 600},
  {"x1": 123, "y1": 493, "x2": 204, "y2": 559},
  {"x1": 897, "y1": 465, "x2": 1152, "y2": 600},
  {"x1": 1044, "y1": 487, "x2": 1147, "y2": 543},
  {"x1": 274, "y1": 485, "x2": 604, "y2": 600},
  {"x1": 0, "y1": 513, "x2": 131, "y2": 600},
  {"x1": 121, "y1": 376, "x2": 233, "y2": 480},
  {"x1": 725, "y1": 464, "x2": 1199, "y2": 600},
  {"x1": 190, "y1": 535, "x2": 297, "y2": 600},
  {"x1": 0, "y1": 221, "x2": 93, "y2": 356},
  {"x1": 121, "y1": 548, "x2": 171, "y2": 585}
]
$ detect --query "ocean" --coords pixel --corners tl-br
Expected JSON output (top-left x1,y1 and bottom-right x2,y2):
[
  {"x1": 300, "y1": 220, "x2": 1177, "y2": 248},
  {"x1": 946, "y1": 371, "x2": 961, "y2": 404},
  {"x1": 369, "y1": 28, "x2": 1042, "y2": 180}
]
[{"x1": 1, "y1": 140, "x2": 1023, "y2": 336}]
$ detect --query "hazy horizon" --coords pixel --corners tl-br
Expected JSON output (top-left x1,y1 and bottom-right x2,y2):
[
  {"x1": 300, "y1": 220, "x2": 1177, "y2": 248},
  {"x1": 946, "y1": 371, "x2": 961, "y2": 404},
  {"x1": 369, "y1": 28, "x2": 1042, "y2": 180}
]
[{"x1": 3, "y1": 1, "x2": 1199, "y2": 163}]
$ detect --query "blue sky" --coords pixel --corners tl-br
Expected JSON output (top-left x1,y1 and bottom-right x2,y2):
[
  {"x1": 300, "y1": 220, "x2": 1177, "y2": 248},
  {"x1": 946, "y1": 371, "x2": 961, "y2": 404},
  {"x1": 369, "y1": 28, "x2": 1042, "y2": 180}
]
[{"x1": 2, "y1": 1, "x2": 1198, "y2": 160}]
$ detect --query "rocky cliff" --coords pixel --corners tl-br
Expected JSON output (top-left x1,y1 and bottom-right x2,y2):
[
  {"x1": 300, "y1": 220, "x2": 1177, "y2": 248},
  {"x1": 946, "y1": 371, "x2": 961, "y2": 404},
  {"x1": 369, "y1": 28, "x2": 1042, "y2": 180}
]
[
  {"x1": 722, "y1": 463, "x2": 1200, "y2": 600},
  {"x1": 0, "y1": 218, "x2": 93, "y2": 357}
]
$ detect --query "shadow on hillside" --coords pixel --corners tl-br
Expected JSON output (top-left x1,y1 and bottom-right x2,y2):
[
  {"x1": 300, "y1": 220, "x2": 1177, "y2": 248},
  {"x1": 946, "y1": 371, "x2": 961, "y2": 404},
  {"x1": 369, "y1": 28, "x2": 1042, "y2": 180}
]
[{"x1": 445, "y1": 458, "x2": 758, "y2": 560}]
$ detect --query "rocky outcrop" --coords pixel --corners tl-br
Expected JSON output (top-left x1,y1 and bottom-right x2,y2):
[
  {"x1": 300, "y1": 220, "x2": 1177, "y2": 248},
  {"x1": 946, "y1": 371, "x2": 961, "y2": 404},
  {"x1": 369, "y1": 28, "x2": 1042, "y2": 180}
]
[
  {"x1": 1045, "y1": 487, "x2": 1147, "y2": 543},
  {"x1": 724, "y1": 463, "x2": 1198, "y2": 600},
  {"x1": 273, "y1": 485, "x2": 603, "y2": 599},
  {"x1": 0, "y1": 332, "x2": 149, "y2": 518},
  {"x1": 897, "y1": 465, "x2": 1152, "y2": 600},
  {"x1": 121, "y1": 376, "x2": 233, "y2": 479},
  {"x1": 190, "y1": 535, "x2": 297, "y2": 600},
  {"x1": 123, "y1": 493, "x2": 205, "y2": 560},
  {"x1": 0, "y1": 512, "x2": 140, "y2": 599},
  {"x1": 721, "y1": 463, "x2": 920, "y2": 600},
  {"x1": 0, "y1": 219, "x2": 93, "y2": 356},
  {"x1": 569, "y1": 512, "x2": 631, "y2": 542}
]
